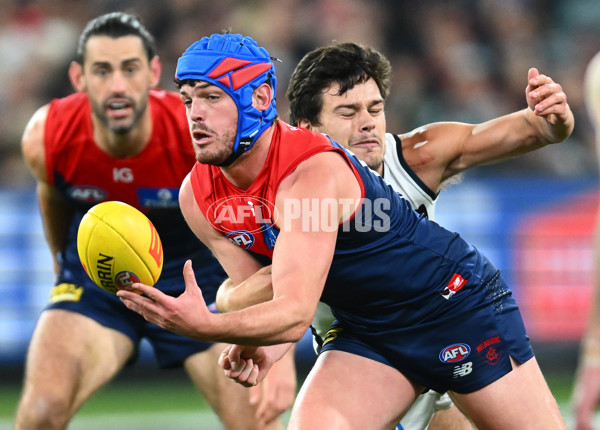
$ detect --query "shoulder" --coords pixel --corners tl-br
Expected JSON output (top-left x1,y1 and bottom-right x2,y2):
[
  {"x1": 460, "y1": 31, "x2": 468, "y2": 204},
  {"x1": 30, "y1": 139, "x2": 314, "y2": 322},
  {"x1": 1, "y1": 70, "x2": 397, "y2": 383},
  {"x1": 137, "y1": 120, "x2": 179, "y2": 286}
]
[
  {"x1": 21, "y1": 104, "x2": 51, "y2": 181},
  {"x1": 179, "y1": 172, "x2": 194, "y2": 210},
  {"x1": 279, "y1": 120, "x2": 330, "y2": 142},
  {"x1": 149, "y1": 89, "x2": 188, "y2": 131},
  {"x1": 150, "y1": 89, "x2": 185, "y2": 111},
  {"x1": 279, "y1": 149, "x2": 356, "y2": 196},
  {"x1": 47, "y1": 92, "x2": 89, "y2": 113}
]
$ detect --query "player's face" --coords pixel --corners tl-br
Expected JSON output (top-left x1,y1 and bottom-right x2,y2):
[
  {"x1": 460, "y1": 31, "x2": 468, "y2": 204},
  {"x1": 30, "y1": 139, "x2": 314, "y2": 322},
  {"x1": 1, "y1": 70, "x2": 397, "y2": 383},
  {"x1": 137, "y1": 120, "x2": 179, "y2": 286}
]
[
  {"x1": 81, "y1": 36, "x2": 156, "y2": 134},
  {"x1": 179, "y1": 82, "x2": 238, "y2": 165},
  {"x1": 312, "y1": 79, "x2": 386, "y2": 174}
]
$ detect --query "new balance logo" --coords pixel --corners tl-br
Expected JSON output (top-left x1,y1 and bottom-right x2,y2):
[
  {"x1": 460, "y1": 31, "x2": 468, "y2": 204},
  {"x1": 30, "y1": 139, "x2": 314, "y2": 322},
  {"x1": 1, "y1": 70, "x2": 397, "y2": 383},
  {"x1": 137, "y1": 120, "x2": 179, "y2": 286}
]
[{"x1": 453, "y1": 362, "x2": 473, "y2": 378}]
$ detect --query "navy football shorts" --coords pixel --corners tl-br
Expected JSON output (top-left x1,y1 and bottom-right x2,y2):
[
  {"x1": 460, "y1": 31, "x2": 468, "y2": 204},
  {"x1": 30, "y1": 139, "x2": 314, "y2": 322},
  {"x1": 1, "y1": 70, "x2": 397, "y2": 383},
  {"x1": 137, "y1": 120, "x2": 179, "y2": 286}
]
[
  {"x1": 46, "y1": 257, "x2": 219, "y2": 369},
  {"x1": 320, "y1": 271, "x2": 534, "y2": 394}
]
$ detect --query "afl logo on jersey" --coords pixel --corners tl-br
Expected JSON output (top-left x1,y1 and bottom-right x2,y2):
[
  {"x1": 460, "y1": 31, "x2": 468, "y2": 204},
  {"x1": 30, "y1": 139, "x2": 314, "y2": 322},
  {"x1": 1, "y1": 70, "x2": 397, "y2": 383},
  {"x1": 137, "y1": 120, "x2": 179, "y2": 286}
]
[
  {"x1": 226, "y1": 230, "x2": 255, "y2": 249},
  {"x1": 207, "y1": 195, "x2": 278, "y2": 234},
  {"x1": 68, "y1": 185, "x2": 107, "y2": 202},
  {"x1": 439, "y1": 343, "x2": 471, "y2": 363}
]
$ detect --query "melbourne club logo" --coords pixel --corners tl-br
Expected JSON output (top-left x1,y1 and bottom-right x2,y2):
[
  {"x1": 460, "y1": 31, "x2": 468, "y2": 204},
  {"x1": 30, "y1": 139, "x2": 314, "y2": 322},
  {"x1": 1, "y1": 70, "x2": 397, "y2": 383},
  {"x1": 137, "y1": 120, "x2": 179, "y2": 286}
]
[{"x1": 476, "y1": 335, "x2": 503, "y2": 366}]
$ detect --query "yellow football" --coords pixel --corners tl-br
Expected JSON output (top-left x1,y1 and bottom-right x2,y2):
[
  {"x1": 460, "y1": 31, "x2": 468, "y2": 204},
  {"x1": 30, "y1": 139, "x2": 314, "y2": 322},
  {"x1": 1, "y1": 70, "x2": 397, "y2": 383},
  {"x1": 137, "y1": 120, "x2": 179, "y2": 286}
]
[{"x1": 77, "y1": 201, "x2": 163, "y2": 294}]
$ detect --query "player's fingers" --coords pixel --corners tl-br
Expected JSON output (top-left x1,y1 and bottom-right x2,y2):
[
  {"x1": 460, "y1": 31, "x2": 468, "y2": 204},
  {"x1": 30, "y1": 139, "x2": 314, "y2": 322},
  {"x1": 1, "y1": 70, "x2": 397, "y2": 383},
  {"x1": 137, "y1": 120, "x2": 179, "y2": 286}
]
[
  {"x1": 528, "y1": 82, "x2": 564, "y2": 101},
  {"x1": 245, "y1": 363, "x2": 260, "y2": 386},
  {"x1": 529, "y1": 90, "x2": 565, "y2": 114},
  {"x1": 528, "y1": 70, "x2": 555, "y2": 89},
  {"x1": 225, "y1": 347, "x2": 248, "y2": 377},
  {"x1": 527, "y1": 67, "x2": 540, "y2": 84},
  {"x1": 117, "y1": 289, "x2": 154, "y2": 314},
  {"x1": 223, "y1": 360, "x2": 245, "y2": 378},
  {"x1": 236, "y1": 358, "x2": 255, "y2": 382},
  {"x1": 225, "y1": 358, "x2": 254, "y2": 382},
  {"x1": 532, "y1": 94, "x2": 568, "y2": 116},
  {"x1": 121, "y1": 282, "x2": 153, "y2": 297},
  {"x1": 226, "y1": 344, "x2": 244, "y2": 367},
  {"x1": 137, "y1": 283, "x2": 167, "y2": 304},
  {"x1": 218, "y1": 345, "x2": 233, "y2": 369},
  {"x1": 182, "y1": 259, "x2": 203, "y2": 297}
]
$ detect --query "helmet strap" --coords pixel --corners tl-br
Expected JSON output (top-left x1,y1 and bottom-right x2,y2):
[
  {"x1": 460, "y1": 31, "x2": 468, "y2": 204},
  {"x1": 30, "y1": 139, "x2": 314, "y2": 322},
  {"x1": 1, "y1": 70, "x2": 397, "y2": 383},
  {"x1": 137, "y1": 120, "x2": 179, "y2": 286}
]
[{"x1": 216, "y1": 137, "x2": 254, "y2": 167}]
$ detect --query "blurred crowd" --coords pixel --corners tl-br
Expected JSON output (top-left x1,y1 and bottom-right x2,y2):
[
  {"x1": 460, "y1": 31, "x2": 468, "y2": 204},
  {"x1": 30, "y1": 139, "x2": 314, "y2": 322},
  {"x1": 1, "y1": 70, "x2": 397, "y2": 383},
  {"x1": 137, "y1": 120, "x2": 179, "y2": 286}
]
[{"x1": 1, "y1": 0, "x2": 599, "y2": 187}]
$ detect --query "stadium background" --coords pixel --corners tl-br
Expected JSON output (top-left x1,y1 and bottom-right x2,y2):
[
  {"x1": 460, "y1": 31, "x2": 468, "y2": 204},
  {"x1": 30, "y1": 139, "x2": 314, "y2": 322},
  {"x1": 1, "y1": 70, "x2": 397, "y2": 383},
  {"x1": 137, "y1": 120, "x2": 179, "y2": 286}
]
[{"x1": 0, "y1": 0, "x2": 599, "y2": 428}]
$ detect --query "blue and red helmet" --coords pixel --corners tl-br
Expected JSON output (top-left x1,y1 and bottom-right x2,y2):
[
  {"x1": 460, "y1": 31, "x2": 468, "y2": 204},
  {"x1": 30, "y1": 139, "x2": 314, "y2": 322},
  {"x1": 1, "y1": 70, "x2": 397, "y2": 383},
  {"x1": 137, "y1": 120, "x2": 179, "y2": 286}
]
[{"x1": 176, "y1": 33, "x2": 277, "y2": 165}]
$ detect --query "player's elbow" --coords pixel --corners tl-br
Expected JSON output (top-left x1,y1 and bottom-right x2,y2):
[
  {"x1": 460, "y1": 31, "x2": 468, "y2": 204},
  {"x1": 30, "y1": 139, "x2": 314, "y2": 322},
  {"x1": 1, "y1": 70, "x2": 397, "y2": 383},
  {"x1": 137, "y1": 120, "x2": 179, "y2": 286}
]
[
  {"x1": 285, "y1": 309, "x2": 314, "y2": 343},
  {"x1": 287, "y1": 322, "x2": 311, "y2": 343}
]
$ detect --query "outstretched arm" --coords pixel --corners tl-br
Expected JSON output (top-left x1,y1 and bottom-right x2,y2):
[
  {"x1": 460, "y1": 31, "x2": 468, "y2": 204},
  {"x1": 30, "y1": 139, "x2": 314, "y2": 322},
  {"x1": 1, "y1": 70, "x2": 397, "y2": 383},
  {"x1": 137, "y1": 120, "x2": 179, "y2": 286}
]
[
  {"x1": 400, "y1": 67, "x2": 575, "y2": 192},
  {"x1": 118, "y1": 150, "x2": 360, "y2": 346}
]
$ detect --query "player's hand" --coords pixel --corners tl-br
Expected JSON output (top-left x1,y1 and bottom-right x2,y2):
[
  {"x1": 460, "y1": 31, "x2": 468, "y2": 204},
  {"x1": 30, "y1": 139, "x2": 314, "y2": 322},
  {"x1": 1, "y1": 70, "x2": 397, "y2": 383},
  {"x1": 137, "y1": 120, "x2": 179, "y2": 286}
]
[
  {"x1": 573, "y1": 362, "x2": 600, "y2": 430},
  {"x1": 219, "y1": 344, "x2": 269, "y2": 387},
  {"x1": 117, "y1": 260, "x2": 213, "y2": 339},
  {"x1": 219, "y1": 343, "x2": 292, "y2": 386},
  {"x1": 525, "y1": 67, "x2": 574, "y2": 141},
  {"x1": 249, "y1": 345, "x2": 297, "y2": 425}
]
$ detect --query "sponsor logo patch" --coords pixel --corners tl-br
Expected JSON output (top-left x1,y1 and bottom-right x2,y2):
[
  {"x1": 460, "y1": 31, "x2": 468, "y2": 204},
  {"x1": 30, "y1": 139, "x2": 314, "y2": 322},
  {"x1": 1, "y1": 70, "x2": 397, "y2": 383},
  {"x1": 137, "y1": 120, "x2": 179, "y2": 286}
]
[
  {"x1": 440, "y1": 273, "x2": 468, "y2": 299},
  {"x1": 261, "y1": 223, "x2": 279, "y2": 249},
  {"x1": 138, "y1": 187, "x2": 180, "y2": 208},
  {"x1": 439, "y1": 343, "x2": 471, "y2": 363},
  {"x1": 49, "y1": 283, "x2": 84, "y2": 303}
]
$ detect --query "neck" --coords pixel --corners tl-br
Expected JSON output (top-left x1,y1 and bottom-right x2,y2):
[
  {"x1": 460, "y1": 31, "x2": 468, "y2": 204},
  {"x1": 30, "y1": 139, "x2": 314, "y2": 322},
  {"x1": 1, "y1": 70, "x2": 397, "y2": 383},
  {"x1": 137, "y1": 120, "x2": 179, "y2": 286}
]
[{"x1": 221, "y1": 124, "x2": 275, "y2": 190}]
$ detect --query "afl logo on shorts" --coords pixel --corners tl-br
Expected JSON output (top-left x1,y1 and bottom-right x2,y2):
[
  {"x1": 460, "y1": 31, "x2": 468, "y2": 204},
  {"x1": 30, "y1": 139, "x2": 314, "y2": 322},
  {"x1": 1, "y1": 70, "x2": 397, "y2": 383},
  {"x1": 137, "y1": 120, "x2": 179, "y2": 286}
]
[
  {"x1": 115, "y1": 271, "x2": 141, "y2": 288},
  {"x1": 226, "y1": 230, "x2": 255, "y2": 249},
  {"x1": 439, "y1": 343, "x2": 471, "y2": 363}
]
